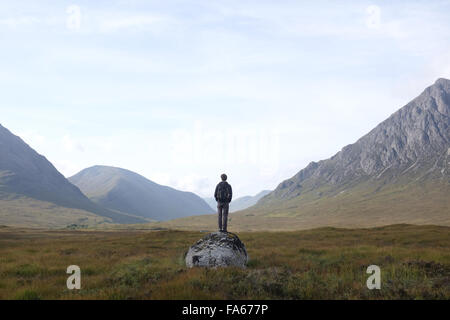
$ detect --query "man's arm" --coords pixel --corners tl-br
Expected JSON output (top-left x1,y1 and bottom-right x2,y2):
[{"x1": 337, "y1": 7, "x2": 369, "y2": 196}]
[
  {"x1": 228, "y1": 185, "x2": 233, "y2": 202},
  {"x1": 214, "y1": 184, "x2": 219, "y2": 201}
]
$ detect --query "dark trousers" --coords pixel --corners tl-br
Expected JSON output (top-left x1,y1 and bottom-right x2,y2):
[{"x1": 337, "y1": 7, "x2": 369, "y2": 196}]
[{"x1": 217, "y1": 202, "x2": 229, "y2": 232}]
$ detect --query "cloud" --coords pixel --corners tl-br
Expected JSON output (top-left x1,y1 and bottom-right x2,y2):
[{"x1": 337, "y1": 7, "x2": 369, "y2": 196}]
[
  {"x1": 172, "y1": 174, "x2": 214, "y2": 197},
  {"x1": 0, "y1": 7, "x2": 174, "y2": 34},
  {"x1": 0, "y1": 16, "x2": 40, "y2": 27},
  {"x1": 17, "y1": 130, "x2": 46, "y2": 151},
  {"x1": 66, "y1": 5, "x2": 82, "y2": 31},
  {"x1": 98, "y1": 14, "x2": 175, "y2": 33},
  {"x1": 61, "y1": 135, "x2": 84, "y2": 153},
  {"x1": 144, "y1": 171, "x2": 213, "y2": 197},
  {"x1": 2, "y1": 1, "x2": 450, "y2": 198},
  {"x1": 53, "y1": 159, "x2": 83, "y2": 178},
  {"x1": 46, "y1": 46, "x2": 167, "y2": 74},
  {"x1": 169, "y1": 121, "x2": 280, "y2": 176},
  {"x1": 366, "y1": 5, "x2": 381, "y2": 30}
]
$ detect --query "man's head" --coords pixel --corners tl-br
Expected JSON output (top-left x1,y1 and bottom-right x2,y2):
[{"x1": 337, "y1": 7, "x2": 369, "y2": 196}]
[{"x1": 221, "y1": 174, "x2": 227, "y2": 181}]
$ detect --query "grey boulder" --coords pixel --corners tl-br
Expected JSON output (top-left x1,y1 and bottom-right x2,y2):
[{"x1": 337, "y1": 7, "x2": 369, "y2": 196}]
[{"x1": 185, "y1": 232, "x2": 249, "y2": 268}]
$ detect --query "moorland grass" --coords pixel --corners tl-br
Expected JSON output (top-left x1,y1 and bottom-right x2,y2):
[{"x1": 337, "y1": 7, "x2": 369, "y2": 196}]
[{"x1": 0, "y1": 224, "x2": 448, "y2": 299}]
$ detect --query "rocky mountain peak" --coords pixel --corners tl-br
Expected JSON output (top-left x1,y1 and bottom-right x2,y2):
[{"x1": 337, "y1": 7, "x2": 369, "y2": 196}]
[{"x1": 267, "y1": 79, "x2": 450, "y2": 200}]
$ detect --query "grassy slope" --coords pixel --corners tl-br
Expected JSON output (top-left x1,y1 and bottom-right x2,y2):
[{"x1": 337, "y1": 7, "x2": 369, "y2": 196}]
[
  {"x1": 0, "y1": 224, "x2": 449, "y2": 300},
  {"x1": 146, "y1": 179, "x2": 450, "y2": 232},
  {"x1": 0, "y1": 195, "x2": 113, "y2": 228}
]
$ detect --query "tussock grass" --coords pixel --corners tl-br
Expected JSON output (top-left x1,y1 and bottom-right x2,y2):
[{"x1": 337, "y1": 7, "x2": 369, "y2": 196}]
[{"x1": 0, "y1": 225, "x2": 448, "y2": 299}]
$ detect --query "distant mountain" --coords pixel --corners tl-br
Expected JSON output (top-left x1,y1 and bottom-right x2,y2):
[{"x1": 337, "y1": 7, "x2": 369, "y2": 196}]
[
  {"x1": 262, "y1": 79, "x2": 449, "y2": 199},
  {"x1": 0, "y1": 124, "x2": 146, "y2": 227},
  {"x1": 203, "y1": 190, "x2": 271, "y2": 212},
  {"x1": 230, "y1": 190, "x2": 271, "y2": 212},
  {"x1": 155, "y1": 79, "x2": 450, "y2": 231},
  {"x1": 203, "y1": 197, "x2": 216, "y2": 211},
  {"x1": 250, "y1": 78, "x2": 450, "y2": 224},
  {"x1": 69, "y1": 166, "x2": 214, "y2": 221}
]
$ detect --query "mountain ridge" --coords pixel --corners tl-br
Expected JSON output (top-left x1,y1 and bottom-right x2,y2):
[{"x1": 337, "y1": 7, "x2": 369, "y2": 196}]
[
  {"x1": 204, "y1": 190, "x2": 272, "y2": 212},
  {"x1": 69, "y1": 165, "x2": 214, "y2": 221},
  {"x1": 229, "y1": 190, "x2": 272, "y2": 212},
  {"x1": 258, "y1": 78, "x2": 449, "y2": 205},
  {"x1": 150, "y1": 78, "x2": 449, "y2": 231},
  {"x1": 0, "y1": 124, "x2": 147, "y2": 226}
]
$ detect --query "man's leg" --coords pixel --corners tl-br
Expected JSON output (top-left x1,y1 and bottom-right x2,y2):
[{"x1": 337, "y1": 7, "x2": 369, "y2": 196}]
[
  {"x1": 217, "y1": 203, "x2": 223, "y2": 231},
  {"x1": 222, "y1": 202, "x2": 229, "y2": 232}
]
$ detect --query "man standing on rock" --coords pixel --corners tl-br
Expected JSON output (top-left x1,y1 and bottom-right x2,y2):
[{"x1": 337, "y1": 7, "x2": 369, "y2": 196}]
[{"x1": 214, "y1": 174, "x2": 233, "y2": 232}]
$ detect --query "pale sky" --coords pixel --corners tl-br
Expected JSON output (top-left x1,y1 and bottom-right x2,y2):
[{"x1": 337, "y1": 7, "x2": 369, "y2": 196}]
[{"x1": 1, "y1": 0, "x2": 450, "y2": 198}]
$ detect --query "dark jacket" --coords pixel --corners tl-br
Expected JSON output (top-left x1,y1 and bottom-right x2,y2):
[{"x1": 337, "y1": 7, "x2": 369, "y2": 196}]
[{"x1": 214, "y1": 181, "x2": 232, "y2": 203}]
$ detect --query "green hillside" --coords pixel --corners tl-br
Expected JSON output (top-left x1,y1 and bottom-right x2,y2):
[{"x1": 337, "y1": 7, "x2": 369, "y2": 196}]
[{"x1": 0, "y1": 194, "x2": 111, "y2": 228}]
